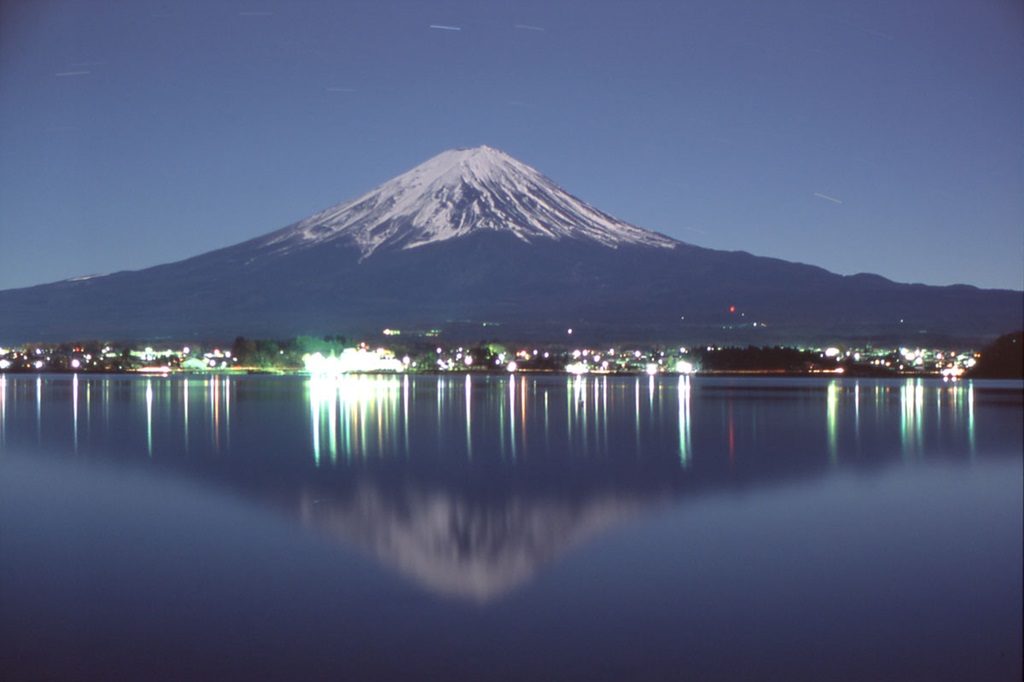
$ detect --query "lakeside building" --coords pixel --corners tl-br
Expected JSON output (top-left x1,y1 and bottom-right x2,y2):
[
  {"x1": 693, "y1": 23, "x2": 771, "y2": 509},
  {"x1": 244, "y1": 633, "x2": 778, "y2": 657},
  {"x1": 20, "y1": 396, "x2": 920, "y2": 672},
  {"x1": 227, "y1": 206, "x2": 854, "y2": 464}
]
[{"x1": 0, "y1": 340, "x2": 989, "y2": 379}]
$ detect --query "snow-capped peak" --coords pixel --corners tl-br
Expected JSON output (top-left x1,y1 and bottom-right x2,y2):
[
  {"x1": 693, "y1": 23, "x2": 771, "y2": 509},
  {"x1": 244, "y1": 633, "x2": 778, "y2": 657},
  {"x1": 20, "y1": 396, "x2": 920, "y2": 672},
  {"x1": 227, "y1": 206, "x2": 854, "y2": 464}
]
[{"x1": 261, "y1": 145, "x2": 679, "y2": 257}]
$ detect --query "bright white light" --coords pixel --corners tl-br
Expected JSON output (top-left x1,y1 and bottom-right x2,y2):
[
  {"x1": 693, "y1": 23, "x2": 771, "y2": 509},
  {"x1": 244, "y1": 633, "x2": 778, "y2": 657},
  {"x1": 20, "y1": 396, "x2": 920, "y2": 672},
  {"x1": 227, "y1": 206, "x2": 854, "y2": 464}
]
[
  {"x1": 34, "y1": 360, "x2": 44, "y2": 369},
  {"x1": 464, "y1": 356, "x2": 473, "y2": 367},
  {"x1": 824, "y1": 347, "x2": 840, "y2": 358},
  {"x1": 304, "y1": 348, "x2": 405, "y2": 375},
  {"x1": 70, "y1": 359, "x2": 81, "y2": 369},
  {"x1": 567, "y1": 328, "x2": 573, "y2": 335},
  {"x1": 565, "y1": 362, "x2": 588, "y2": 375},
  {"x1": 0, "y1": 359, "x2": 10, "y2": 370},
  {"x1": 645, "y1": 363, "x2": 660, "y2": 375},
  {"x1": 507, "y1": 361, "x2": 518, "y2": 373},
  {"x1": 675, "y1": 359, "x2": 694, "y2": 374}
]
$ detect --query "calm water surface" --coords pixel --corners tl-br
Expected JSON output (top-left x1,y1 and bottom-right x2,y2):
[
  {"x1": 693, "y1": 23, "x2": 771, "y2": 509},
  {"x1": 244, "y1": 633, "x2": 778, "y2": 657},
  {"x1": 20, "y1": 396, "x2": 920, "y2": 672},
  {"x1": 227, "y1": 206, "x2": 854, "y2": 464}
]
[{"x1": 1, "y1": 374, "x2": 1021, "y2": 681}]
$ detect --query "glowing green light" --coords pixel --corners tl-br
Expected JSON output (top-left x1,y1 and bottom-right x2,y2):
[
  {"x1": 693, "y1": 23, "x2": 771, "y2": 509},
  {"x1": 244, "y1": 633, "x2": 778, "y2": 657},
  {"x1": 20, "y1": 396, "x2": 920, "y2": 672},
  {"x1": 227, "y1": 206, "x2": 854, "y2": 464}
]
[
  {"x1": 826, "y1": 381, "x2": 837, "y2": 464},
  {"x1": 183, "y1": 380, "x2": 190, "y2": 454},
  {"x1": 310, "y1": 383, "x2": 320, "y2": 466},
  {"x1": 146, "y1": 379, "x2": 153, "y2": 456},
  {"x1": 968, "y1": 383, "x2": 975, "y2": 457},
  {"x1": 678, "y1": 374, "x2": 691, "y2": 467}
]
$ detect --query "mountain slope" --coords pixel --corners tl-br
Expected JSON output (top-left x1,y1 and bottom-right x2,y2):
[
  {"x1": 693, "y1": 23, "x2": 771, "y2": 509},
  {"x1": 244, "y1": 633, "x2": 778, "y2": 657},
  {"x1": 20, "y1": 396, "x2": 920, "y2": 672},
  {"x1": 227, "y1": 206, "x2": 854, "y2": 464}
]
[
  {"x1": 252, "y1": 145, "x2": 677, "y2": 259},
  {"x1": 0, "y1": 146, "x2": 1020, "y2": 343}
]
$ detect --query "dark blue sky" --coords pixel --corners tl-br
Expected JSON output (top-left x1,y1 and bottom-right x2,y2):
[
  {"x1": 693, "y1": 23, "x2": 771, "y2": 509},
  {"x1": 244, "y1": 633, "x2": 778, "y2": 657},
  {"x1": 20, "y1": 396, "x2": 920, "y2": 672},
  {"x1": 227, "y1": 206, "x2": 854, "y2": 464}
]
[{"x1": 1, "y1": 0, "x2": 1021, "y2": 290}]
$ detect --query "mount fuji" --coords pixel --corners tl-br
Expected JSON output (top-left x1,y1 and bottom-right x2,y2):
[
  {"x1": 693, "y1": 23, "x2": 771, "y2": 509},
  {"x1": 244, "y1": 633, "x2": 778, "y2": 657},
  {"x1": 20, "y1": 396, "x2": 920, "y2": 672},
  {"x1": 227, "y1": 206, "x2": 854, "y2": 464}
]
[
  {"x1": 258, "y1": 145, "x2": 677, "y2": 258},
  {"x1": 0, "y1": 145, "x2": 1019, "y2": 343}
]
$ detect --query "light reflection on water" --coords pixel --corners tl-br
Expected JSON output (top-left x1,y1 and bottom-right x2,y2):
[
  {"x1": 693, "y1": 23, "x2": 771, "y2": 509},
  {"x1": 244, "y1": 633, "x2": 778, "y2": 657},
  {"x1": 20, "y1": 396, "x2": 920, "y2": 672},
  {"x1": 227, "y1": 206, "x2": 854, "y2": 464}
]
[
  {"x1": 0, "y1": 373, "x2": 1020, "y2": 681},
  {"x1": 0, "y1": 374, "x2": 6, "y2": 446},
  {"x1": 301, "y1": 374, "x2": 989, "y2": 468},
  {"x1": 0, "y1": 374, "x2": 1015, "y2": 603},
  {"x1": 306, "y1": 373, "x2": 698, "y2": 465},
  {"x1": 0, "y1": 374, "x2": 1006, "y2": 468}
]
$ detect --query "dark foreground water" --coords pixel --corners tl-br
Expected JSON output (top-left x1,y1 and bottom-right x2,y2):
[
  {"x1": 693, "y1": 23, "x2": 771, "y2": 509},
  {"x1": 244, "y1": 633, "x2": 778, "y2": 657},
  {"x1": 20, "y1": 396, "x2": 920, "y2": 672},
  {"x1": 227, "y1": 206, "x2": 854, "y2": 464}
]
[{"x1": 1, "y1": 374, "x2": 1021, "y2": 681}]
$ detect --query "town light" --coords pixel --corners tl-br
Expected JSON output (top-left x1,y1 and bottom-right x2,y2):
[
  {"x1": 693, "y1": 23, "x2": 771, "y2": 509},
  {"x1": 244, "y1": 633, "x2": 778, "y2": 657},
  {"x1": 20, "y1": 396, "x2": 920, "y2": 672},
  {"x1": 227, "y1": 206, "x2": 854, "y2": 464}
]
[{"x1": 303, "y1": 349, "x2": 405, "y2": 375}]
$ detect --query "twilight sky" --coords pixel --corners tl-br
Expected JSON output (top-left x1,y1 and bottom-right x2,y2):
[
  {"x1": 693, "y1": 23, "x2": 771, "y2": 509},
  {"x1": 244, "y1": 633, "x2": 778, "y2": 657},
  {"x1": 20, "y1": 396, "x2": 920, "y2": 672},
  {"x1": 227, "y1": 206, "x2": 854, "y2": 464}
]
[{"x1": 1, "y1": 0, "x2": 1021, "y2": 291}]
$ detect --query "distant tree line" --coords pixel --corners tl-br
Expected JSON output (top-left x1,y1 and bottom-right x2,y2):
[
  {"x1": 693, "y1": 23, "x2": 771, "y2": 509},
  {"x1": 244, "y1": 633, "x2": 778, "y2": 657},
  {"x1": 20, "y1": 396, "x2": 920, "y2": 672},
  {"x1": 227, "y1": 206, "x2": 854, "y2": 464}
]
[
  {"x1": 696, "y1": 346, "x2": 824, "y2": 373},
  {"x1": 967, "y1": 331, "x2": 1023, "y2": 379},
  {"x1": 230, "y1": 335, "x2": 349, "y2": 368}
]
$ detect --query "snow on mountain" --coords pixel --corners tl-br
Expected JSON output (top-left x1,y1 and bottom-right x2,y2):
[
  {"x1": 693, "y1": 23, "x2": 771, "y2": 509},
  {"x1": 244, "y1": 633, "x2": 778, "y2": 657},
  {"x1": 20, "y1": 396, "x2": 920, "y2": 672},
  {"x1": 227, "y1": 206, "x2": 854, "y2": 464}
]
[{"x1": 259, "y1": 145, "x2": 679, "y2": 258}]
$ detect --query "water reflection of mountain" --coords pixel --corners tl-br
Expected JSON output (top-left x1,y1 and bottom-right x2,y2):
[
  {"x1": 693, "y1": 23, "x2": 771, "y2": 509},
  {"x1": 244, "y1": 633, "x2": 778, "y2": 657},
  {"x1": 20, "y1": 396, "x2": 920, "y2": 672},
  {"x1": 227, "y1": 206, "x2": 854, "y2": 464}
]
[
  {"x1": 296, "y1": 475, "x2": 662, "y2": 601},
  {"x1": 210, "y1": 377, "x2": 1020, "y2": 600},
  {"x1": 2, "y1": 374, "x2": 1017, "y2": 601}
]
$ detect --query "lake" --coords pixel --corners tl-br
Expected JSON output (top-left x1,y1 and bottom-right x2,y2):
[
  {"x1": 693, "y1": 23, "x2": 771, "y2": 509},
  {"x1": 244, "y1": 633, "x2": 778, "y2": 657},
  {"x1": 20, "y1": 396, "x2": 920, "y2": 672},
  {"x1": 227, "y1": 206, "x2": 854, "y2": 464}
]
[{"x1": 1, "y1": 373, "x2": 1021, "y2": 681}]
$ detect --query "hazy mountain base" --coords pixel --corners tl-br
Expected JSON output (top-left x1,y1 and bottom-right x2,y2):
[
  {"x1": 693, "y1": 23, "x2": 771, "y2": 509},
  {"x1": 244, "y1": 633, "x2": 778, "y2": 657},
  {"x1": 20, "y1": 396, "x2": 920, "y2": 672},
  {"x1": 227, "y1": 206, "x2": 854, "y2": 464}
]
[
  {"x1": 1, "y1": 144, "x2": 1020, "y2": 346},
  {"x1": 1, "y1": 232, "x2": 1018, "y2": 347}
]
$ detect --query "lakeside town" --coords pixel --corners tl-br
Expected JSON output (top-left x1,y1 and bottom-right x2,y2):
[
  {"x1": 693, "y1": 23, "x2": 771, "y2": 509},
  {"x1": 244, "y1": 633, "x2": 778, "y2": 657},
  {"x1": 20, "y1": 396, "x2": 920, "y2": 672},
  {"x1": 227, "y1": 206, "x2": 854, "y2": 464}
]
[{"x1": 1, "y1": 331, "x2": 1019, "y2": 379}]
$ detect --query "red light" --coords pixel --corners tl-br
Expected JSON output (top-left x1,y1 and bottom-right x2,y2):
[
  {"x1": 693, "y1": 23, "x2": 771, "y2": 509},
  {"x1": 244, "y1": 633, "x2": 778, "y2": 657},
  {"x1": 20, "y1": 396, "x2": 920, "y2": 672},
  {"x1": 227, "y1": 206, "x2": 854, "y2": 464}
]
[{"x1": 729, "y1": 305, "x2": 735, "y2": 313}]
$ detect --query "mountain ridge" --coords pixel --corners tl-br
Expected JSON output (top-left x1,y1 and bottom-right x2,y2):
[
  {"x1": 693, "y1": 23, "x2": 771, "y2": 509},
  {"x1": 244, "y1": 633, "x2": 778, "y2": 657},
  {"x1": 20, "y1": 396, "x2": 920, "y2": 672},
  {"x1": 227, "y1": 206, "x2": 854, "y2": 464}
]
[
  {"x1": 252, "y1": 145, "x2": 679, "y2": 260},
  {"x1": 0, "y1": 146, "x2": 1020, "y2": 344}
]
